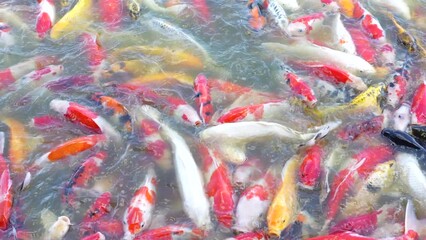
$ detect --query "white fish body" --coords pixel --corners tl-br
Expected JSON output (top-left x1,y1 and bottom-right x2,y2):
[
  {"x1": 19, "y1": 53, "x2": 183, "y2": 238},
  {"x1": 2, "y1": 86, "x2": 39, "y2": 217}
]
[
  {"x1": 405, "y1": 199, "x2": 426, "y2": 237},
  {"x1": 138, "y1": 0, "x2": 188, "y2": 16},
  {"x1": 47, "y1": 216, "x2": 71, "y2": 240},
  {"x1": 261, "y1": 41, "x2": 376, "y2": 76},
  {"x1": 267, "y1": 0, "x2": 290, "y2": 35},
  {"x1": 393, "y1": 103, "x2": 411, "y2": 131},
  {"x1": 135, "y1": 105, "x2": 211, "y2": 229},
  {"x1": 369, "y1": 0, "x2": 411, "y2": 20},
  {"x1": 325, "y1": 12, "x2": 356, "y2": 54},
  {"x1": 396, "y1": 152, "x2": 426, "y2": 207},
  {"x1": 276, "y1": 0, "x2": 300, "y2": 11},
  {"x1": 200, "y1": 120, "x2": 340, "y2": 164}
]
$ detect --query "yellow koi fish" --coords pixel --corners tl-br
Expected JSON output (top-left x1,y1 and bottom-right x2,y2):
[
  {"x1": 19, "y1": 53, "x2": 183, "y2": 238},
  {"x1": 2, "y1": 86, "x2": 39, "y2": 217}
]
[
  {"x1": 130, "y1": 72, "x2": 194, "y2": 85},
  {"x1": 50, "y1": 0, "x2": 93, "y2": 39},
  {"x1": 267, "y1": 155, "x2": 299, "y2": 236},
  {"x1": 105, "y1": 60, "x2": 161, "y2": 78},
  {"x1": 308, "y1": 83, "x2": 385, "y2": 119},
  {"x1": 112, "y1": 46, "x2": 204, "y2": 70}
]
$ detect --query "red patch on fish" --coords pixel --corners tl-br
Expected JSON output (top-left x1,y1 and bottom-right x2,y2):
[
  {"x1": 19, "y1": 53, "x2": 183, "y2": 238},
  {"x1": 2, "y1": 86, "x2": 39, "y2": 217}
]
[
  {"x1": 36, "y1": 12, "x2": 52, "y2": 39},
  {"x1": 243, "y1": 184, "x2": 269, "y2": 201},
  {"x1": 299, "y1": 144, "x2": 323, "y2": 189},
  {"x1": 65, "y1": 103, "x2": 102, "y2": 133},
  {"x1": 337, "y1": 116, "x2": 384, "y2": 141},
  {"x1": 361, "y1": 14, "x2": 384, "y2": 40},
  {"x1": 98, "y1": 0, "x2": 123, "y2": 30},
  {"x1": 194, "y1": 74, "x2": 213, "y2": 124},
  {"x1": 411, "y1": 81, "x2": 426, "y2": 124}
]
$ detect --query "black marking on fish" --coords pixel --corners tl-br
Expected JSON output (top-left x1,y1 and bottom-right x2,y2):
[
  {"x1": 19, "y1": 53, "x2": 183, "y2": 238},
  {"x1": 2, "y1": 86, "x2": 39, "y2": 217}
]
[{"x1": 381, "y1": 128, "x2": 426, "y2": 151}]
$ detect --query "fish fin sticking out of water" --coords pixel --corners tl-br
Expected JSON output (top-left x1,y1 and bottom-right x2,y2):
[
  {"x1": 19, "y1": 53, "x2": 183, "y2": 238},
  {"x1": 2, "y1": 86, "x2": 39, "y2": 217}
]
[{"x1": 405, "y1": 199, "x2": 426, "y2": 237}]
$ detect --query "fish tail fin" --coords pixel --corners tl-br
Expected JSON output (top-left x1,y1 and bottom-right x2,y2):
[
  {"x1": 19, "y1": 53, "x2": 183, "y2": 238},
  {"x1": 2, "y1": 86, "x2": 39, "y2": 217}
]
[
  {"x1": 306, "y1": 120, "x2": 342, "y2": 146},
  {"x1": 167, "y1": 4, "x2": 188, "y2": 15},
  {"x1": 405, "y1": 199, "x2": 424, "y2": 234}
]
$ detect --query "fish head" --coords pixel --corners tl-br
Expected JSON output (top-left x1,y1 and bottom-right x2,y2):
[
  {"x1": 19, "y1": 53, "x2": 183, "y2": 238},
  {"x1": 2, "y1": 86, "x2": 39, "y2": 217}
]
[
  {"x1": 287, "y1": 22, "x2": 308, "y2": 37},
  {"x1": 393, "y1": 103, "x2": 411, "y2": 131},
  {"x1": 366, "y1": 160, "x2": 396, "y2": 193},
  {"x1": 268, "y1": 209, "x2": 291, "y2": 237}
]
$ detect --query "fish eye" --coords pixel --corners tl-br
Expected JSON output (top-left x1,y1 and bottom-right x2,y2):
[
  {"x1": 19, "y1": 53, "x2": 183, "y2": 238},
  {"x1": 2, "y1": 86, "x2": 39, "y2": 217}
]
[
  {"x1": 388, "y1": 82, "x2": 395, "y2": 88},
  {"x1": 298, "y1": 29, "x2": 303, "y2": 33}
]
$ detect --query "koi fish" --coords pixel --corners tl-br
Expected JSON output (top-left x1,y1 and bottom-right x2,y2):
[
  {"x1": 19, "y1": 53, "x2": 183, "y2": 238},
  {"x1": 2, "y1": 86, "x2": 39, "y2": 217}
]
[
  {"x1": 200, "y1": 146, "x2": 234, "y2": 228},
  {"x1": 285, "y1": 72, "x2": 317, "y2": 107},
  {"x1": 369, "y1": 0, "x2": 411, "y2": 20},
  {"x1": 337, "y1": 115, "x2": 384, "y2": 141},
  {"x1": 299, "y1": 144, "x2": 323, "y2": 190},
  {"x1": 134, "y1": 225, "x2": 205, "y2": 239},
  {"x1": 80, "y1": 32, "x2": 107, "y2": 79},
  {"x1": 147, "y1": 18, "x2": 212, "y2": 62},
  {"x1": 381, "y1": 128, "x2": 426, "y2": 152},
  {"x1": 411, "y1": 81, "x2": 426, "y2": 125},
  {"x1": 247, "y1": 2, "x2": 267, "y2": 31},
  {"x1": 388, "y1": 14, "x2": 423, "y2": 56},
  {"x1": 0, "y1": 56, "x2": 58, "y2": 90},
  {"x1": 50, "y1": 99, "x2": 121, "y2": 142},
  {"x1": 192, "y1": 0, "x2": 211, "y2": 23},
  {"x1": 127, "y1": 0, "x2": 141, "y2": 20},
  {"x1": 91, "y1": 94, "x2": 132, "y2": 133},
  {"x1": 136, "y1": 105, "x2": 211, "y2": 229},
  {"x1": 308, "y1": 84, "x2": 385, "y2": 119},
  {"x1": 130, "y1": 72, "x2": 195, "y2": 86},
  {"x1": 267, "y1": 155, "x2": 299, "y2": 236},
  {"x1": 396, "y1": 152, "x2": 426, "y2": 209},
  {"x1": 137, "y1": 117, "x2": 172, "y2": 171},
  {"x1": 48, "y1": 217, "x2": 71, "y2": 240},
  {"x1": 307, "y1": 230, "x2": 419, "y2": 240},
  {"x1": 81, "y1": 232, "x2": 105, "y2": 240},
  {"x1": 232, "y1": 158, "x2": 264, "y2": 188},
  {"x1": 343, "y1": 160, "x2": 396, "y2": 217},
  {"x1": 63, "y1": 152, "x2": 108, "y2": 205},
  {"x1": 405, "y1": 199, "x2": 426, "y2": 237},
  {"x1": 104, "y1": 60, "x2": 160, "y2": 78},
  {"x1": 300, "y1": 63, "x2": 367, "y2": 91},
  {"x1": 393, "y1": 103, "x2": 411, "y2": 132},
  {"x1": 234, "y1": 167, "x2": 275, "y2": 233},
  {"x1": 139, "y1": 0, "x2": 188, "y2": 16},
  {"x1": 276, "y1": 0, "x2": 300, "y2": 11},
  {"x1": 98, "y1": 0, "x2": 123, "y2": 30},
  {"x1": 387, "y1": 74, "x2": 407, "y2": 108},
  {"x1": 194, "y1": 74, "x2": 213, "y2": 124},
  {"x1": 261, "y1": 41, "x2": 376, "y2": 76},
  {"x1": 200, "y1": 120, "x2": 340, "y2": 164},
  {"x1": 266, "y1": 0, "x2": 290, "y2": 35},
  {"x1": 33, "y1": 134, "x2": 106, "y2": 168},
  {"x1": 324, "y1": 145, "x2": 393, "y2": 227},
  {"x1": 50, "y1": 0, "x2": 93, "y2": 39},
  {"x1": 216, "y1": 100, "x2": 289, "y2": 124},
  {"x1": 330, "y1": 210, "x2": 382, "y2": 235},
  {"x1": 0, "y1": 156, "x2": 12, "y2": 230},
  {"x1": 36, "y1": 0, "x2": 55, "y2": 39},
  {"x1": 112, "y1": 45, "x2": 204, "y2": 70},
  {"x1": 83, "y1": 192, "x2": 111, "y2": 223},
  {"x1": 346, "y1": 25, "x2": 377, "y2": 65},
  {"x1": 123, "y1": 167, "x2": 157, "y2": 239}
]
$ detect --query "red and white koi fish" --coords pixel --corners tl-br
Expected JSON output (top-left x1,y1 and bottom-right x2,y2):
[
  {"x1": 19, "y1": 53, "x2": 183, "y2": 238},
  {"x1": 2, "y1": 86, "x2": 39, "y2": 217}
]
[
  {"x1": 200, "y1": 146, "x2": 234, "y2": 228},
  {"x1": 387, "y1": 74, "x2": 408, "y2": 108},
  {"x1": 194, "y1": 74, "x2": 213, "y2": 124},
  {"x1": 411, "y1": 80, "x2": 426, "y2": 125},
  {"x1": 98, "y1": 0, "x2": 123, "y2": 30},
  {"x1": 393, "y1": 103, "x2": 411, "y2": 132},
  {"x1": 136, "y1": 105, "x2": 211, "y2": 229},
  {"x1": 118, "y1": 83, "x2": 202, "y2": 126},
  {"x1": 91, "y1": 94, "x2": 132, "y2": 133},
  {"x1": 134, "y1": 225, "x2": 205, "y2": 240},
  {"x1": 63, "y1": 152, "x2": 108, "y2": 205},
  {"x1": 0, "y1": 56, "x2": 58, "y2": 90},
  {"x1": 324, "y1": 145, "x2": 393, "y2": 227},
  {"x1": 234, "y1": 168, "x2": 275, "y2": 233},
  {"x1": 33, "y1": 134, "x2": 107, "y2": 168},
  {"x1": 138, "y1": 118, "x2": 172, "y2": 171},
  {"x1": 96, "y1": 218, "x2": 124, "y2": 238},
  {"x1": 262, "y1": 41, "x2": 376, "y2": 76},
  {"x1": 226, "y1": 231, "x2": 267, "y2": 240},
  {"x1": 307, "y1": 230, "x2": 419, "y2": 240},
  {"x1": 123, "y1": 167, "x2": 157, "y2": 239},
  {"x1": 50, "y1": 99, "x2": 121, "y2": 142},
  {"x1": 45, "y1": 75, "x2": 95, "y2": 92},
  {"x1": 297, "y1": 63, "x2": 367, "y2": 91},
  {"x1": 216, "y1": 100, "x2": 289, "y2": 124},
  {"x1": 405, "y1": 199, "x2": 426, "y2": 237},
  {"x1": 299, "y1": 144, "x2": 324, "y2": 190},
  {"x1": 337, "y1": 115, "x2": 384, "y2": 141},
  {"x1": 16, "y1": 65, "x2": 63, "y2": 86},
  {"x1": 287, "y1": 12, "x2": 325, "y2": 37},
  {"x1": 330, "y1": 210, "x2": 382, "y2": 235},
  {"x1": 81, "y1": 232, "x2": 105, "y2": 240},
  {"x1": 31, "y1": 115, "x2": 64, "y2": 130},
  {"x1": 0, "y1": 156, "x2": 12, "y2": 230},
  {"x1": 233, "y1": 158, "x2": 264, "y2": 188},
  {"x1": 36, "y1": 0, "x2": 55, "y2": 39},
  {"x1": 0, "y1": 22, "x2": 14, "y2": 47},
  {"x1": 80, "y1": 33, "x2": 107, "y2": 80},
  {"x1": 285, "y1": 72, "x2": 317, "y2": 107}
]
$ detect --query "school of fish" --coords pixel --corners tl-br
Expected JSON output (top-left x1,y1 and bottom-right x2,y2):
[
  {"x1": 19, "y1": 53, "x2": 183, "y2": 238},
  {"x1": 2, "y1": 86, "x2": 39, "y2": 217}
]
[{"x1": 0, "y1": 0, "x2": 426, "y2": 239}]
